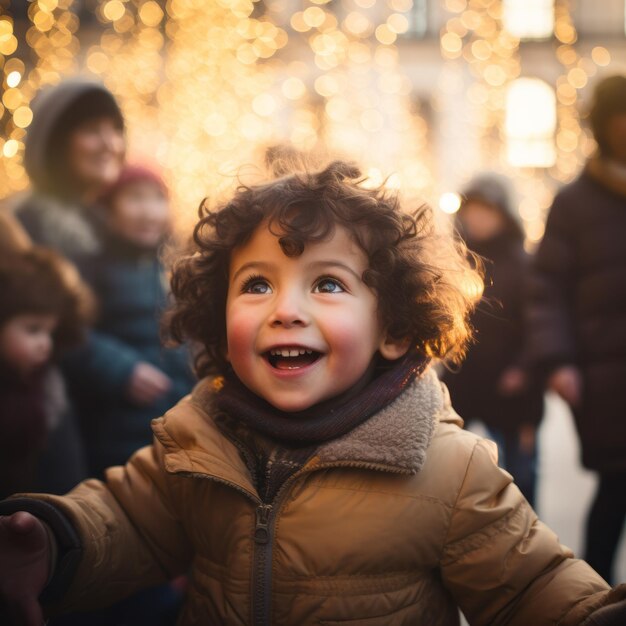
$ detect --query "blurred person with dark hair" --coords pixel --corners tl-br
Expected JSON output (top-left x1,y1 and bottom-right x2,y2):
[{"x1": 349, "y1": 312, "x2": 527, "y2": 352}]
[
  {"x1": 0, "y1": 244, "x2": 92, "y2": 499},
  {"x1": 528, "y1": 74, "x2": 626, "y2": 584},
  {"x1": 65, "y1": 164, "x2": 195, "y2": 479},
  {"x1": 443, "y1": 173, "x2": 544, "y2": 508}
]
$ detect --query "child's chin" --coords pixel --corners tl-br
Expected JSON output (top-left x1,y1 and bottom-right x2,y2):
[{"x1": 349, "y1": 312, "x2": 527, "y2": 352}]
[{"x1": 265, "y1": 395, "x2": 316, "y2": 414}]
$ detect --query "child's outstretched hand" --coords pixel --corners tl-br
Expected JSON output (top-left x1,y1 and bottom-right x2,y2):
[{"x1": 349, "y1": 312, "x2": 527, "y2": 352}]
[{"x1": 0, "y1": 512, "x2": 51, "y2": 626}]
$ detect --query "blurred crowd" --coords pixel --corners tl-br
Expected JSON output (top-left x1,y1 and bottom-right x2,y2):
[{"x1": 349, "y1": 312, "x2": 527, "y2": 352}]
[{"x1": 0, "y1": 73, "x2": 625, "y2": 623}]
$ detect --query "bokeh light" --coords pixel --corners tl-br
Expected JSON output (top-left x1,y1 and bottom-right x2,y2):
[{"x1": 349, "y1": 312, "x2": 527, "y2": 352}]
[{"x1": 0, "y1": 0, "x2": 621, "y2": 248}]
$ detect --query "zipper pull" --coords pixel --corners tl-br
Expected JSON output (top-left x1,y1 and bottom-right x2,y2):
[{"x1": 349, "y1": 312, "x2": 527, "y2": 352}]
[{"x1": 254, "y1": 504, "x2": 272, "y2": 544}]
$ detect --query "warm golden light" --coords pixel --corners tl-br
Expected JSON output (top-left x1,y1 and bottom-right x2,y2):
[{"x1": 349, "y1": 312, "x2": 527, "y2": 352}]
[
  {"x1": 591, "y1": 46, "x2": 611, "y2": 66},
  {"x1": 502, "y1": 0, "x2": 554, "y2": 39},
  {"x1": 505, "y1": 78, "x2": 556, "y2": 168},
  {"x1": 0, "y1": 0, "x2": 610, "y2": 248},
  {"x1": 439, "y1": 192, "x2": 462, "y2": 214},
  {"x1": 102, "y1": 0, "x2": 126, "y2": 22}
]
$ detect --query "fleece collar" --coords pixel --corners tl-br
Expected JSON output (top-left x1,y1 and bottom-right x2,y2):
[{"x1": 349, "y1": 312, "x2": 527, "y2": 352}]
[
  {"x1": 315, "y1": 367, "x2": 456, "y2": 473},
  {"x1": 155, "y1": 366, "x2": 460, "y2": 484}
]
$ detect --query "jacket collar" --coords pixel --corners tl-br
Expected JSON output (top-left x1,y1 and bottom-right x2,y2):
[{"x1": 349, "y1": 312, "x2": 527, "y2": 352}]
[{"x1": 151, "y1": 367, "x2": 461, "y2": 491}]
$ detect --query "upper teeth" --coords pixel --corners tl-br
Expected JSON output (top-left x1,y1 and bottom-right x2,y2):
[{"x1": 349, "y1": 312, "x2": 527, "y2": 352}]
[{"x1": 270, "y1": 348, "x2": 313, "y2": 357}]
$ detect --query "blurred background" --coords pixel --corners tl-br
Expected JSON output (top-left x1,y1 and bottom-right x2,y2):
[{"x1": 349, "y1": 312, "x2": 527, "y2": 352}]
[
  {"x1": 0, "y1": 0, "x2": 624, "y2": 236},
  {"x1": 0, "y1": 0, "x2": 625, "y2": 581}
]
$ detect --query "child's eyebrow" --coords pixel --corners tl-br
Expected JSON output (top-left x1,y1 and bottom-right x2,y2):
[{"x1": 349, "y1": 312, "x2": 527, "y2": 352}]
[
  {"x1": 231, "y1": 261, "x2": 274, "y2": 282},
  {"x1": 307, "y1": 260, "x2": 363, "y2": 282},
  {"x1": 231, "y1": 260, "x2": 363, "y2": 283}
]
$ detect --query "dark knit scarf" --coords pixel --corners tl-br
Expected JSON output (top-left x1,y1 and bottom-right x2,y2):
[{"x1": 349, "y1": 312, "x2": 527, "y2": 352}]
[
  {"x1": 215, "y1": 351, "x2": 429, "y2": 502},
  {"x1": 216, "y1": 350, "x2": 429, "y2": 445}
]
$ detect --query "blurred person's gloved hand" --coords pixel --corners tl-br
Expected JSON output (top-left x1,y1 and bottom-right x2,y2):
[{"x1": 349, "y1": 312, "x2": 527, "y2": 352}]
[
  {"x1": 548, "y1": 365, "x2": 583, "y2": 408},
  {"x1": 127, "y1": 361, "x2": 172, "y2": 406},
  {"x1": 497, "y1": 366, "x2": 527, "y2": 395}
]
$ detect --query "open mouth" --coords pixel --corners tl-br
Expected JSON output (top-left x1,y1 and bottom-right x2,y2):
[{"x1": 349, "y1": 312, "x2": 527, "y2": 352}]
[{"x1": 264, "y1": 347, "x2": 322, "y2": 370}]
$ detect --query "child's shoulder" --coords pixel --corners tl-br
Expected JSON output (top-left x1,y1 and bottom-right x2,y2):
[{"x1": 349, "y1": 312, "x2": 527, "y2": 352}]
[
  {"x1": 149, "y1": 377, "x2": 240, "y2": 473},
  {"x1": 416, "y1": 418, "x2": 501, "y2": 507}
]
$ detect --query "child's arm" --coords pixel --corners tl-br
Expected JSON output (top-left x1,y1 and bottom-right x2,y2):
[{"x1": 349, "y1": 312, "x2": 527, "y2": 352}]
[
  {"x1": 0, "y1": 441, "x2": 193, "y2": 618},
  {"x1": 440, "y1": 438, "x2": 626, "y2": 625}
]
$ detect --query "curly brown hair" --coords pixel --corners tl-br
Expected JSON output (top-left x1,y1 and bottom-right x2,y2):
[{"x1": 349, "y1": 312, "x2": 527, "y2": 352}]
[
  {"x1": 167, "y1": 158, "x2": 482, "y2": 377},
  {"x1": 0, "y1": 247, "x2": 94, "y2": 355}
]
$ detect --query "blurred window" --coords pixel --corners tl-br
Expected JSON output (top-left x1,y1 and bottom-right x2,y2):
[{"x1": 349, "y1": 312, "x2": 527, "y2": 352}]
[
  {"x1": 405, "y1": 0, "x2": 428, "y2": 39},
  {"x1": 505, "y1": 77, "x2": 557, "y2": 168},
  {"x1": 503, "y1": 0, "x2": 554, "y2": 40}
]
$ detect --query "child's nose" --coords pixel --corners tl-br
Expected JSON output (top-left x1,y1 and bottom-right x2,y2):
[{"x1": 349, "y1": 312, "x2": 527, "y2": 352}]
[
  {"x1": 269, "y1": 290, "x2": 309, "y2": 328},
  {"x1": 101, "y1": 127, "x2": 123, "y2": 152}
]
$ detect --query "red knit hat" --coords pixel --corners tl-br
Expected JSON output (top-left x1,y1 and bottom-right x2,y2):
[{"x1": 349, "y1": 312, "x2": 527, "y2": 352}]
[{"x1": 99, "y1": 164, "x2": 168, "y2": 207}]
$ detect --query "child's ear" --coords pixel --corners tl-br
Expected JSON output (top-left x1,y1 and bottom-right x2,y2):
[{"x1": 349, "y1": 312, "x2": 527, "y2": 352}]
[{"x1": 378, "y1": 333, "x2": 411, "y2": 361}]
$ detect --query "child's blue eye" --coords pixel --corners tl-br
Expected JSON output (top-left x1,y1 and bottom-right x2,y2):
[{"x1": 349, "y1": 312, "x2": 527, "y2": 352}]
[
  {"x1": 242, "y1": 275, "x2": 271, "y2": 294},
  {"x1": 314, "y1": 277, "x2": 345, "y2": 293}
]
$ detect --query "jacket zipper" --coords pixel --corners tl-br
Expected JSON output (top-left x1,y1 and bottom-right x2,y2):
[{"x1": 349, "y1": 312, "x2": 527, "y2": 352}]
[
  {"x1": 179, "y1": 459, "x2": 411, "y2": 626},
  {"x1": 252, "y1": 503, "x2": 273, "y2": 626}
]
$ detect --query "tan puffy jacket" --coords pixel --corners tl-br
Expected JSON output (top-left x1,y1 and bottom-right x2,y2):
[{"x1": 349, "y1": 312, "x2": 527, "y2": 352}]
[{"x1": 35, "y1": 369, "x2": 618, "y2": 625}]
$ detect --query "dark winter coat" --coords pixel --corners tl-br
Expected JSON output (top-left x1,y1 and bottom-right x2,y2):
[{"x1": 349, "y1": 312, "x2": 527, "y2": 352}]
[
  {"x1": 443, "y1": 232, "x2": 544, "y2": 433},
  {"x1": 0, "y1": 363, "x2": 83, "y2": 497},
  {"x1": 527, "y1": 157, "x2": 626, "y2": 472},
  {"x1": 63, "y1": 231, "x2": 195, "y2": 477},
  {"x1": 0, "y1": 363, "x2": 47, "y2": 498}
]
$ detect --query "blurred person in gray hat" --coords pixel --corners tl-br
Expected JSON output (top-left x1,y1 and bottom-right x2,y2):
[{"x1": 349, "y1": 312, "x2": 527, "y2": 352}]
[
  {"x1": 13, "y1": 78, "x2": 126, "y2": 268},
  {"x1": 528, "y1": 74, "x2": 626, "y2": 585},
  {"x1": 443, "y1": 172, "x2": 544, "y2": 508}
]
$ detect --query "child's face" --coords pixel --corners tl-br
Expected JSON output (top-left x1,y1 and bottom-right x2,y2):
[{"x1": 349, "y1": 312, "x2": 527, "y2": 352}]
[
  {"x1": 0, "y1": 313, "x2": 57, "y2": 375},
  {"x1": 109, "y1": 180, "x2": 170, "y2": 248},
  {"x1": 226, "y1": 223, "x2": 408, "y2": 412}
]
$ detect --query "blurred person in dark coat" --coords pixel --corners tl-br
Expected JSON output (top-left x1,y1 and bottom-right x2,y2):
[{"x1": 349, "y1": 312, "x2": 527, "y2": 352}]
[
  {"x1": 443, "y1": 173, "x2": 544, "y2": 507},
  {"x1": 64, "y1": 164, "x2": 195, "y2": 478},
  {"x1": 528, "y1": 74, "x2": 626, "y2": 584}
]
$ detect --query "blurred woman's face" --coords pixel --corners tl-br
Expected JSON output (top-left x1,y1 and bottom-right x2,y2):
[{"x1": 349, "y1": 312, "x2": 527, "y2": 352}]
[
  {"x1": 459, "y1": 201, "x2": 507, "y2": 243},
  {"x1": 66, "y1": 116, "x2": 125, "y2": 193}
]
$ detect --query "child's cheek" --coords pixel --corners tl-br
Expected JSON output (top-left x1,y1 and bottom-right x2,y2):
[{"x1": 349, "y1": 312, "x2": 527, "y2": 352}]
[
  {"x1": 325, "y1": 312, "x2": 374, "y2": 355},
  {"x1": 225, "y1": 310, "x2": 255, "y2": 368}
]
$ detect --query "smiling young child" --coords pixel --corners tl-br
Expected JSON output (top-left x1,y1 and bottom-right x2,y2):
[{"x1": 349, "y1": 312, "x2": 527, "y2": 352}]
[
  {"x1": 62, "y1": 164, "x2": 195, "y2": 479},
  {"x1": 1, "y1": 157, "x2": 625, "y2": 626},
  {"x1": 0, "y1": 243, "x2": 91, "y2": 500}
]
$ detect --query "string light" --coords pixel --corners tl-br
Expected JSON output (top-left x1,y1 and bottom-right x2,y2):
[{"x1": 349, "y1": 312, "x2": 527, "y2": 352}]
[
  {"x1": 0, "y1": 1, "x2": 80, "y2": 193},
  {"x1": 0, "y1": 0, "x2": 618, "y2": 245},
  {"x1": 441, "y1": 0, "x2": 521, "y2": 167}
]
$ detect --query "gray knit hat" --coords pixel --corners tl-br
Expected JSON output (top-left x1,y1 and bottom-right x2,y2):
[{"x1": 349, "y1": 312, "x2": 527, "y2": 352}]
[{"x1": 460, "y1": 172, "x2": 523, "y2": 238}]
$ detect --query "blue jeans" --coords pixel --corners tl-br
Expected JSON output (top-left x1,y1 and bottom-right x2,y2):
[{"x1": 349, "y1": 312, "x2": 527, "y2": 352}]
[{"x1": 486, "y1": 426, "x2": 538, "y2": 509}]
